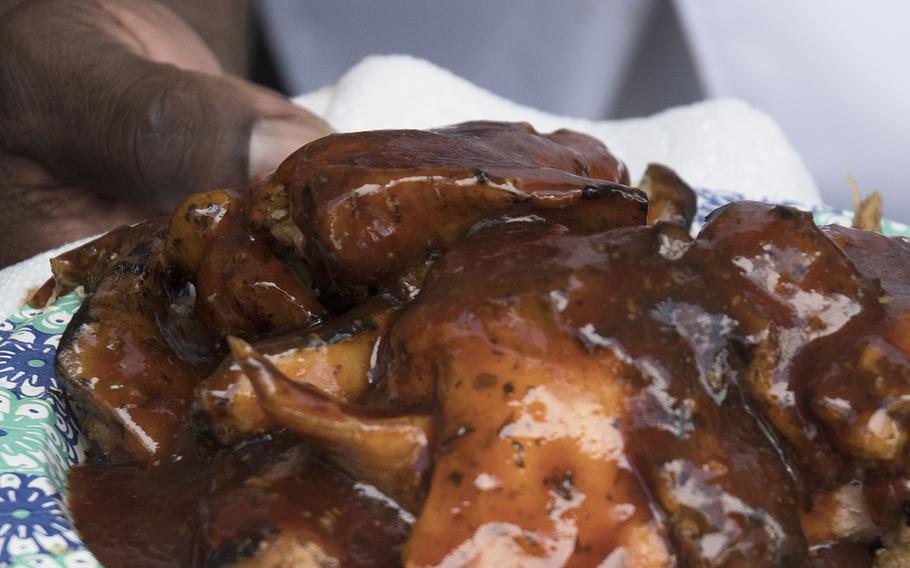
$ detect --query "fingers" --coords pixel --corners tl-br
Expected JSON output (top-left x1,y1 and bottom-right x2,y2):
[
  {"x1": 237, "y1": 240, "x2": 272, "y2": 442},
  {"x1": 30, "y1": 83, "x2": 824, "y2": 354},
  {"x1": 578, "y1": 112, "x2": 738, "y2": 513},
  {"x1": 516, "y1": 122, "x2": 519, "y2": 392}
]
[
  {"x1": 249, "y1": 111, "x2": 334, "y2": 181},
  {"x1": 0, "y1": 154, "x2": 147, "y2": 266},
  {"x1": 0, "y1": 0, "x2": 331, "y2": 213}
]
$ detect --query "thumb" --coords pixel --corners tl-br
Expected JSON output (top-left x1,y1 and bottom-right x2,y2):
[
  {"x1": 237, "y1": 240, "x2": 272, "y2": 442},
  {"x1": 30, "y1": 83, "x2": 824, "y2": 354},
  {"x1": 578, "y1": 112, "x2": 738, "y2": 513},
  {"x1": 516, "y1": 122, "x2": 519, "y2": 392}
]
[
  {"x1": 0, "y1": 0, "x2": 331, "y2": 212},
  {"x1": 245, "y1": 86, "x2": 334, "y2": 182}
]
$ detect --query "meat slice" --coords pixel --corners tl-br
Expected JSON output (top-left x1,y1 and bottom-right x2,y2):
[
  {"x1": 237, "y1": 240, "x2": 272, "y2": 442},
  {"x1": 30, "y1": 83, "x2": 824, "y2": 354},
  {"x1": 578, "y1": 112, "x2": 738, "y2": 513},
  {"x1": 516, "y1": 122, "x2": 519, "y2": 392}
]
[
  {"x1": 226, "y1": 337, "x2": 431, "y2": 513},
  {"x1": 56, "y1": 225, "x2": 212, "y2": 462},
  {"x1": 197, "y1": 295, "x2": 400, "y2": 444},
  {"x1": 697, "y1": 202, "x2": 868, "y2": 493},
  {"x1": 387, "y1": 219, "x2": 806, "y2": 566},
  {"x1": 29, "y1": 219, "x2": 167, "y2": 307},
  {"x1": 273, "y1": 121, "x2": 646, "y2": 291},
  {"x1": 70, "y1": 430, "x2": 413, "y2": 567},
  {"x1": 807, "y1": 226, "x2": 910, "y2": 529},
  {"x1": 202, "y1": 436, "x2": 412, "y2": 568},
  {"x1": 165, "y1": 185, "x2": 325, "y2": 340},
  {"x1": 693, "y1": 205, "x2": 910, "y2": 541}
]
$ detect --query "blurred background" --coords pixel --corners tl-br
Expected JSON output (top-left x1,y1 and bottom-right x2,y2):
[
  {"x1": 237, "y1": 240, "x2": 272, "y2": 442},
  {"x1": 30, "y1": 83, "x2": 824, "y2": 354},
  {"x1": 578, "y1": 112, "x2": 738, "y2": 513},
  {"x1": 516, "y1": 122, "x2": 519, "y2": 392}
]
[{"x1": 171, "y1": 0, "x2": 910, "y2": 220}]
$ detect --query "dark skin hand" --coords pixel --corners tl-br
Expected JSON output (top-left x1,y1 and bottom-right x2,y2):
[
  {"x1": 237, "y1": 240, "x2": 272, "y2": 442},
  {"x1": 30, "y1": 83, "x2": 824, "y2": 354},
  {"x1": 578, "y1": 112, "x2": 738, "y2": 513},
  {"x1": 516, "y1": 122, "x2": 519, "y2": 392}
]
[{"x1": 0, "y1": 0, "x2": 331, "y2": 267}]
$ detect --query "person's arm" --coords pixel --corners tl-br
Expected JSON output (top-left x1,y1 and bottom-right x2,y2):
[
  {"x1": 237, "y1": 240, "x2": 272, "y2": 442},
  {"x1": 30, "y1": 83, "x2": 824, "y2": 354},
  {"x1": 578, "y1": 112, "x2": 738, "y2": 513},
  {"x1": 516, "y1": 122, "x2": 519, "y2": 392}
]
[{"x1": 0, "y1": 0, "x2": 330, "y2": 266}]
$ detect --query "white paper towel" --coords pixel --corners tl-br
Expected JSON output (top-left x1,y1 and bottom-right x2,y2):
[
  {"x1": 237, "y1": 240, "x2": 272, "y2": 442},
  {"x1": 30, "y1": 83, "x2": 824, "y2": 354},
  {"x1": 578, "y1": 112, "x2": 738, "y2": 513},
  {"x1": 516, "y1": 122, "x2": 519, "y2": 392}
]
[
  {"x1": 297, "y1": 55, "x2": 820, "y2": 205},
  {"x1": 0, "y1": 54, "x2": 820, "y2": 320}
]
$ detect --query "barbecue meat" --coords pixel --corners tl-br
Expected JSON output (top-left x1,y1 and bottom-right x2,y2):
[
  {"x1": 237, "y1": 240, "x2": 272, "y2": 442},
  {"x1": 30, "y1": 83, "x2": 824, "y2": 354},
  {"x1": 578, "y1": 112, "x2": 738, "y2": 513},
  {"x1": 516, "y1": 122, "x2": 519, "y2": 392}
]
[
  {"x1": 276, "y1": 121, "x2": 645, "y2": 292},
  {"x1": 56, "y1": 223, "x2": 213, "y2": 462},
  {"x1": 387, "y1": 217, "x2": 805, "y2": 567},
  {"x1": 55, "y1": 122, "x2": 910, "y2": 567},
  {"x1": 197, "y1": 295, "x2": 401, "y2": 444}
]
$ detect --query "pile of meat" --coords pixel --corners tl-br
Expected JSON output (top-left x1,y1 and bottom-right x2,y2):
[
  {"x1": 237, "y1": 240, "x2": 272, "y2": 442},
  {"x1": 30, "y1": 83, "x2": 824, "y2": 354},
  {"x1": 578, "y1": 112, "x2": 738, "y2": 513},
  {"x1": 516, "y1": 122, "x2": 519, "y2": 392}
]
[{"x1": 42, "y1": 122, "x2": 910, "y2": 567}]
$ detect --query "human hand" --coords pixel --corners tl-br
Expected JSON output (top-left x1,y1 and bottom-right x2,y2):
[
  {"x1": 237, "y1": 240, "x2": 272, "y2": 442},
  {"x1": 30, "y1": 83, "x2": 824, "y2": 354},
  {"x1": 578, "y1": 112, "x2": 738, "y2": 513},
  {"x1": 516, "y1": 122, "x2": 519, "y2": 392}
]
[{"x1": 0, "y1": 0, "x2": 332, "y2": 266}]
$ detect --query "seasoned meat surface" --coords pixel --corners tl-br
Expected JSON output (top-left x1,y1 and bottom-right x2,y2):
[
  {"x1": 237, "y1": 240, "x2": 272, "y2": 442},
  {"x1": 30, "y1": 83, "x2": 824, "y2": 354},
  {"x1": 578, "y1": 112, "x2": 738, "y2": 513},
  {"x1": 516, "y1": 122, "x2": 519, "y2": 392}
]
[
  {"x1": 276, "y1": 121, "x2": 644, "y2": 291},
  {"x1": 198, "y1": 295, "x2": 401, "y2": 444},
  {"x1": 389, "y1": 218, "x2": 806, "y2": 566},
  {"x1": 54, "y1": 123, "x2": 910, "y2": 567},
  {"x1": 56, "y1": 223, "x2": 214, "y2": 463},
  {"x1": 165, "y1": 186, "x2": 326, "y2": 339},
  {"x1": 70, "y1": 433, "x2": 412, "y2": 567}
]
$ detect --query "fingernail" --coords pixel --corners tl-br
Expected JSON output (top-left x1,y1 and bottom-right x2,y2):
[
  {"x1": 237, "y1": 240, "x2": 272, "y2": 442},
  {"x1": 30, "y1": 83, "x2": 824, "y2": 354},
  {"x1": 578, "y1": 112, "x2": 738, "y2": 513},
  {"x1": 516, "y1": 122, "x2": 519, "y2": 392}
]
[{"x1": 249, "y1": 115, "x2": 333, "y2": 179}]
